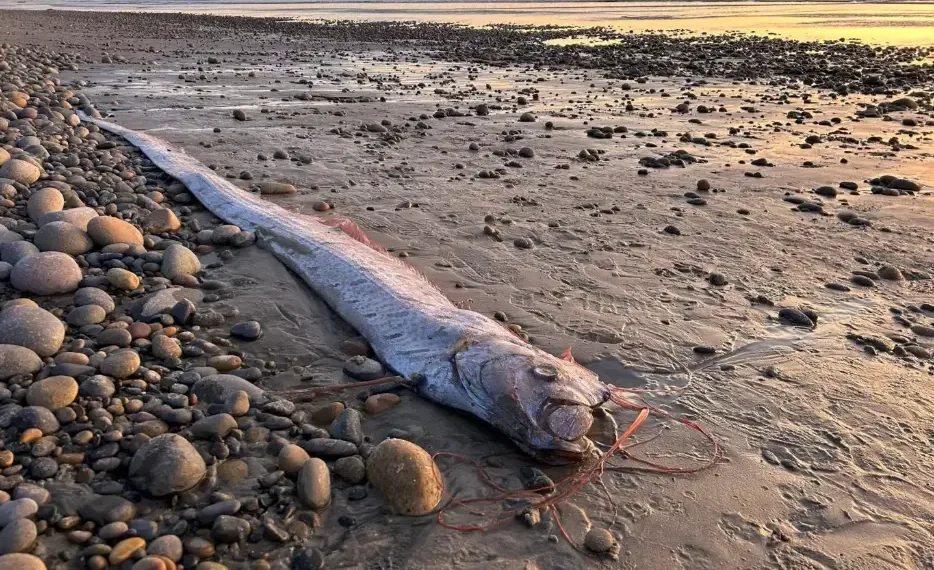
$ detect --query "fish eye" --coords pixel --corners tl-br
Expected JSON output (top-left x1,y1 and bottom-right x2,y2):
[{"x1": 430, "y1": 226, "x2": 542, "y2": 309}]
[{"x1": 532, "y1": 365, "x2": 558, "y2": 380}]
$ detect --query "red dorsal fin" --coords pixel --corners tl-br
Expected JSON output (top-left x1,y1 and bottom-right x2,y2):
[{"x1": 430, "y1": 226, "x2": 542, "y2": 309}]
[
  {"x1": 560, "y1": 346, "x2": 576, "y2": 364},
  {"x1": 318, "y1": 216, "x2": 390, "y2": 255}
]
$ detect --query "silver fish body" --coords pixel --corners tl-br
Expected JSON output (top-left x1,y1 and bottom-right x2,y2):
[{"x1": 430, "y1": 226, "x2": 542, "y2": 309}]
[{"x1": 81, "y1": 113, "x2": 610, "y2": 463}]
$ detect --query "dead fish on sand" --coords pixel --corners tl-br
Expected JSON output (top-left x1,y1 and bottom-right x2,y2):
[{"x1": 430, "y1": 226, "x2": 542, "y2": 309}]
[{"x1": 81, "y1": 113, "x2": 615, "y2": 464}]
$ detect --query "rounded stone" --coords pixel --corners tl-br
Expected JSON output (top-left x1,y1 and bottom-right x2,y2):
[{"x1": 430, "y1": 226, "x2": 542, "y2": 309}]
[
  {"x1": 0, "y1": 553, "x2": 46, "y2": 570},
  {"x1": 278, "y1": 444, "x2": 311, "y2": 478},
  {"x1": 0, "y1": 499, "x2": 38, "y2": 528},
  {"x1": 129, "y1": 433, "x2": 207, "y2": 497},
  {"x1": 27, "y1": 188, "x2": 64, "y2": 222},
  {"x1": 66, "y1": 304, "x2": 106, "y2": 327},
  {"x1": 190, "y1": 414, "x2": 237, "y2": 439},
  {"x1": 38, "y1": 207, "x2": 99, "y2": 231},
  {"x1": 11, "y1": 251, "x2": 82, "y2": 295},
  {"x1": 12, "y1": 407, "x2": 60, "y2": 435},
  {"x1": 0, "y1": 160, "x2": 41, "y2": 186},
  {"x1": 584, "y1": 528, "x2": 616, "y2": 553},
  {"x1": 296, "y1": 458, "x2": 331, "y2": 509},
  {"x1": 258, "y1": 182, "x2": 297, "y2": 195},
  {"x1": 100, "y1": 349, "x2": 140, "y2": 379},
  {"x1": 80, "y1": 375, "x2": 116, "y2": 398},
  {"x1": 147, "y1": 535, "x2": 183, "y2": 562},
  {"x1": 109, "y1": 537, "x2": 146, "y2": 565},
  {"x1": 363, "y1": 393, "x2": 401, "y2": 415},
  {"x1": 0, "y1": 242, "x2": 38, "y2": 266},
  {"x1": 26, "y1": 376, "x2": 78, "y2": 410},
  {"x1": 0, "y1": 305, "x2": 65, "y2": 357},
  {"x1": 107, "y1": 268, "x2": 141, "y2": 291},
  {"x1": 223, "y1": 390, "x2": 250, "y2": 417},
  {"x1": 87, "y1": 216, "x2": 144, "y2": 247},
  {"x1": 878, "y1": 265, "x2": 903, "y2": 281},
  {"x1": 143, "y1": 209, "x2": 181, "y2": 234},
  {"x1": 343, "y1": 355, "x2": 385, "y2": 381},
  {"x1": 0, "y1": 345, "x2": 42, "y2": 380},
  {"x1": 0, "y1": 519, "x2": 37, "y2": 554},
  {"x1": 366, "y1": 439, "x2": 442, "y2": 515},
  {"x1": 151, "y1": 335, "x2": 181, "y2": 360},
  {"x1": 161, "y1": 244, "x2": 200, "y2": 280},
  {"x1": 230, "y1": 321, "x2": 262, "y2": 341},
  {"x1": 75, "y1": 287, "x2": 116, "y2": 313}
]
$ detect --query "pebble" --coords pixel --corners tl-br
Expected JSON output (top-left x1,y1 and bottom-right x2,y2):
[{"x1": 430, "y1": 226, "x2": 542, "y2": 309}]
[
  {"x1": 223, "y1": 390, "x2": 250, "y2": 416},
  {"x1": 329, "y1": 408, "x2": 363, "y2": 445},
  {"x1": 33, "y1": 221, "x2": 93, "y2": 255},
  {"x1": 0, "y1": 345, "x2": 42, "y2": 380},
  {"x1": 0, "y1": 554, "x2": 46, "y2": 570},
  {"x1": 0, "y1": 499, "x2": 38, "y2": 527},
  {"x1": 74, "y1": 287, "x2": 116, "y2": 313},
  {"x1": 910, "y1": 324, "x2": 934, "y2": 338},
  {"x1": 707, "y1": 272, "x2": 728, "y2": 286},
  {"x1": 10, "y1": 251, "x2": 83, "y2": 295},
  {"x1": 109, "y1": 537, "x2": 146, "y2": 565},
  {"x1": 147, "y1": 535, "x2": 183, "y2": 562},
  {"x1": 190, "y1": 414, "x2": 237, "y2": 439},
  {"x1": 296, "y1": 458, "x2": 331, "y2": 509},
  {"x1": 144, "y1": 209, "x2": 181, "y2": 233},
  {"x1": 161, "y1": 244, "x2": 201, "y2": 280},
  {"x1": 878, "y1": 265, "x2": 903, "y2": 281},
  {"x1": 25, "y1": 375, "x2": 78, "y2": 410},
  {"x1": 363, "y1": 393, "x2": 401, "y2": 415},
  {"x1": 851, "y1": 274, "x2": 875, "y2": 287},
  {"x1": 38, "y1": 207, "x2": 98, "y2": 231},
  {"x1": 152, "y1": 335, "x2": 182, "y2": 360},
  {"x1": 107, "y1": 268, "x2": 141, "y2": 290},
  {"x1": 87, "y1": 216, "x2": 144, "y2": 247},
  {"x1": 300, "y1": 438, "x2": 358, "y2": 458},
  {"x1": 333, "y1": 456, "x2": 366, "y2": 484},
  {"x1": 290, "y1": 547, "x2": 324, "y2": 570},
  {"x1": 778, "y1": 308, "x2": 815, "y2": 327},
  {"x1": 78, "y1": 495, "x2": 137, "y2": 525},
  {"x1": 100, "y1": 349, "x2": 140, "y2": 379},
  {"x1": 0, "y1": 160, "x2": 41, "y2": 185},
  {"x1": 66, "y1": 304, "x2": 106, "y2": 326},
  {"x1": 258, "y1": 182, "x2": 297, "y2": 195},
  {"x1": 310, "y1": 402, "x2": 345, "y2": 425},
  {"x1": 13, "y1": 407, "x2": 60, "y2": 435},
  {"x1": 128, "y1": 433, "x2": 207, "y2": 497},
  {"x1": 211, "y1": 515, "x2": 249, "y2": 543},
  {"x1": 192, "y1": 374, "x2": 265, "y2": 405},
  {"x1": 278, "y1": 444, "x2": 311, "y2": 477},
  {"x1": 366, "y1": 439, "x2": 442, "y2": 515},
  {"x1": 343, "y1": 355, "x2": 385, "y2": 380},
  {"x1": 0, "y1": 519, "x2": 37, "y2": 554},
  {"x1": 230, "y1": 321, "x2": 262, "y2": 340}
]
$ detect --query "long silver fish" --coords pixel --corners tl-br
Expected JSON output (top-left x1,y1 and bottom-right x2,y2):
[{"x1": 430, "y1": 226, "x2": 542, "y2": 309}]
[{"x1": 80, "y1": 113, "x2": 610, "y2": 463}]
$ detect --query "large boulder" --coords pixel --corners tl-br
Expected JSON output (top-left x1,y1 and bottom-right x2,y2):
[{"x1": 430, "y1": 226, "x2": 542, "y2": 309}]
[
  {"x1": 128, "y1": 434, "x2": 206, "y2": 497},
  {"x1": 0, "y1": 305, "x2": 65, "y2": 357},
  {"x1": 10, "y1": 251, "x2": 82, "y2": 295}
]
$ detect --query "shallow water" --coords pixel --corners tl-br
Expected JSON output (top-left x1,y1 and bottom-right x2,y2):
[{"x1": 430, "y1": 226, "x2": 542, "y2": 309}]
[{"x1": 5, "y1": 0, "x2": 934, "y2": 46}]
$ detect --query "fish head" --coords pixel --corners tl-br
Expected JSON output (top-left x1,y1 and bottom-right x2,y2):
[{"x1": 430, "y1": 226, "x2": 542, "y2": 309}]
[{"x1": 453, "y1": 337, "x2": 610, "y2": 464}]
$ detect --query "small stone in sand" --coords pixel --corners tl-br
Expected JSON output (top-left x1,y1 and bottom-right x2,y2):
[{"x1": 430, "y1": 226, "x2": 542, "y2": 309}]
[{"x1": 366, "y1": 438, "x2": 442, "y2": 515}]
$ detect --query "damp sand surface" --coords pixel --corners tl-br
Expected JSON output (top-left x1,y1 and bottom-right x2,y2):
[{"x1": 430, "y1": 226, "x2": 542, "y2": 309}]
[{"x1": 4, "y1": 8, "x2": 934, "y2": 570}]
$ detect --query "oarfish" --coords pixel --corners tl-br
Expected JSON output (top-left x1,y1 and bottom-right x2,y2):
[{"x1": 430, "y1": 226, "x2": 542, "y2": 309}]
[{"x1": 80, "y1": 113, "x2": 611, "y2": 463}]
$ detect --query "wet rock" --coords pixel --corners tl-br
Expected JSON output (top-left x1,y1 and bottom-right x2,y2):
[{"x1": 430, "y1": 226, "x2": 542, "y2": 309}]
[
  {"x1": 147, "y1": 535, "x2": 183, "y2": 562},
  {"x1": 11, "y1": 252, "x2": 82, "y2": 295},
  {"x1": 878, "y1": 265, "x2": 903, "y2": 281},
  {"x1": 363, "y1": 393, "x2": 400, "y2": 415},
  {"x1": 259, "y1": 182, "x2": 297, "y2": 195},
  {"x1": 26, "y1": 376, "x2": 78, "y2": 410},
  {"x1": 151, "y1": 335, "x2": 182, "y2": 360},
  {"x1": 333, "y1": 456, "x2": 366, "y2": 484},
  {"x1": 230, "y1": 321, "x2": 262, "y2": 341},
  {"x1": 296, "y1": 458, "x2": 330, "y2": 509},
  {"x1": 0, "y1": 345, "x2": 42, "y2": 380},
  {"x1": 211, "y1": 515, "x2": 249, "y2": 543},
  {"x1": 778, "y1": 308, "x2": 815, "y2": 327},
  {"x1": 519, "y1": 466, "x2": 555, "y2": 493},
  {"x1": 343, "y1": 355, "x2": 384, "y2": 381},
  {"x1": 278, "y1": 444, "x2": 310, "y2": 477},
  {"x1": 143, "y1": 209, "x2": 181, "y2": 234},
  {"x1": 291, "y1": 547, "x2": 324, "y2": 570},
  {"x1": 366, "y1": 439, "x2": 442, "y2": 515},
  {"x1": 87, "y1": 216, "x2": 144, "y2": 247},
  {"x1": 300, "y1": 438, "x2": 358, "y2": 458},
  {"x1": 329, "y1": 408, "x2": 363, "y2": 445},
  {"x1": 128, "y1": 434, "x2": 206, "y2": 497},
  {"x1": 108, "y1": 537, "x2": 146, "y2": 565},
  {"x1": 192, "y1": 374, "x2": 265, "y2": 405},
  {"x1": 190, "y1": 414, "x2": 237, "y2": 439}
]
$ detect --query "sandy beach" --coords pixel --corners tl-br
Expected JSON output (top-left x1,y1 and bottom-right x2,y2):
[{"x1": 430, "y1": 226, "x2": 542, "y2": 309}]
[{"x1": 0, "y1": 7, "x2": 933, "y2": 570}]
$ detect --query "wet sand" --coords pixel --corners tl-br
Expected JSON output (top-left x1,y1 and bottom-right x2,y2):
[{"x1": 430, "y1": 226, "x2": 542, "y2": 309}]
[{"x1": 2, "y1": 8, "x2": 934, "y2": 570}]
